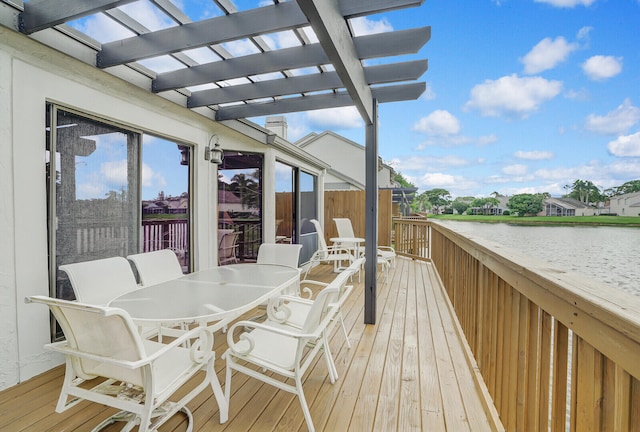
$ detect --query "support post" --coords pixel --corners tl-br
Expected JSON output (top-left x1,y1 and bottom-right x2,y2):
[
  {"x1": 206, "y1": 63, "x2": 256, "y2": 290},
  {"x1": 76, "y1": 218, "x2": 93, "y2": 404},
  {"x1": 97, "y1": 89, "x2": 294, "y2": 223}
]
[{"x1": 364, "y1": 100, "x2": 378, "y2": 324}]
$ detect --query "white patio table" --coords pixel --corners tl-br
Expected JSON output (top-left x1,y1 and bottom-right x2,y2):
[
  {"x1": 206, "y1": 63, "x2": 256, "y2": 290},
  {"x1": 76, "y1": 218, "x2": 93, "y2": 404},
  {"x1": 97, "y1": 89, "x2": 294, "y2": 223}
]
[
  {"x1": 108, "y1": 263, "x2": 300, "y2": 424},
  {"x1": 330, "y1": 236, "x2": 365, "y2": 263}
]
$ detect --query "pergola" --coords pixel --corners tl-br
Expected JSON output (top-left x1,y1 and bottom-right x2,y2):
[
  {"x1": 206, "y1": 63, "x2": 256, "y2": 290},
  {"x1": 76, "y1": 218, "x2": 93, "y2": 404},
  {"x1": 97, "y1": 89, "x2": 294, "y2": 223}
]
[{"x1": 12, "y1": 0, "x2": 430, "y2": 324}]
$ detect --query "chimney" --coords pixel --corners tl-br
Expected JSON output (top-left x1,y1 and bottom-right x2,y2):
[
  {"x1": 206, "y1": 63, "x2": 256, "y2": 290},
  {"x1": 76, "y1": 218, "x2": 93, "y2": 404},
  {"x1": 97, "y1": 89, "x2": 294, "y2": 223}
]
[{"x1": 265, "y1": 116, "x2": 287, "y2": 140}]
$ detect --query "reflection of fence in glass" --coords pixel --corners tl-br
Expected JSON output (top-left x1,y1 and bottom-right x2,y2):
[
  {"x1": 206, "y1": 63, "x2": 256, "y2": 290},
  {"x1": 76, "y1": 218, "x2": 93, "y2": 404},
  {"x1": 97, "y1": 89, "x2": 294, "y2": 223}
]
[
  {"x1": 142, "y1": 219, "x2": 189, "y2": 267},
  {"x1": 219, "y1": 218, "x2": 261, "y2": 262}
]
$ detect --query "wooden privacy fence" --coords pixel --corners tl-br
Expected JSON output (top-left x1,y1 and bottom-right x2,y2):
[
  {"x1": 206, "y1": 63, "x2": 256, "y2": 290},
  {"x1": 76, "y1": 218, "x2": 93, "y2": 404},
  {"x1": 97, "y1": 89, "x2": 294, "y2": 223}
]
[
  {"x1": 322, "y1": 189, "x2": 393, "y2": 246},
  {"x1": 429, "y1": 221, "x2": 640, "y2": 431}
]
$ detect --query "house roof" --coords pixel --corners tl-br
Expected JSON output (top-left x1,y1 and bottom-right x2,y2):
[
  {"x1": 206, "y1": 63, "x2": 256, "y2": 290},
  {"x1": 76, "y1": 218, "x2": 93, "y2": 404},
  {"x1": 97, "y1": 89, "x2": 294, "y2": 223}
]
[
  {"x1": 8, "y1": 0, "x2": 430, "y2": 124},
  {"x1": 546, "y1": 197, "x2": 592, "y2": 209}
]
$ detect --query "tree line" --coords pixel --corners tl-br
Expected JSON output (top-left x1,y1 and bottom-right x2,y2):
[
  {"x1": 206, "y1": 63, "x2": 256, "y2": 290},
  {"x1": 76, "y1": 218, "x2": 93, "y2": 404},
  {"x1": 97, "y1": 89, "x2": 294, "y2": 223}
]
[{"x1": 399, "y1": 177, "x2": 640, "y2": 216}]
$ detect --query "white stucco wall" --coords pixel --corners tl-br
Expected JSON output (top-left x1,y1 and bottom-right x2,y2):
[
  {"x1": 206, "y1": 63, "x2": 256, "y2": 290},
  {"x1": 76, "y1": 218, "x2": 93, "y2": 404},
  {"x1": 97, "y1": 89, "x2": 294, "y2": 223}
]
[
  {"x1": 299, "y1": 131, "x2": 393, "y2": 189},
  {"x1": 609, "y1": 192, "x2": 640, "y2": 216},
  {"x1": 302, "y1": 133, "x2": 365, "y2": 185},
  {"x1": 0, "y1": 27, "x2": 225, "y2": 388},
  {"x1": 0, "y1": 26, "x2": 326, "y2": 390}
]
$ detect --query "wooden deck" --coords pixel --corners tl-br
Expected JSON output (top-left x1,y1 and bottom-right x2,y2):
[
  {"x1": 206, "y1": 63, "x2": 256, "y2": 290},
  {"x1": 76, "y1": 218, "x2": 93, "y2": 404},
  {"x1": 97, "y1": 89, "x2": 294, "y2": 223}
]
[{"x1": 0, "y1": 257, "x2": 503, "y2": 431}]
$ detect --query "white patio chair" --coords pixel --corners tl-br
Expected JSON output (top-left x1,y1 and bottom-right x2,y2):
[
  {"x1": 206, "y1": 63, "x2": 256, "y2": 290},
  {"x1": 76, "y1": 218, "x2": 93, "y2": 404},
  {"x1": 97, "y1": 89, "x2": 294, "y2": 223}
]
[
  {"x1": 26, "y1": 295, "x2": 226, "y2": 431},
  {"x1": 127, "y1": 249, "x2": 184, "y2": 287},
  {"x1": 59, "y1": 256, "x2": 139, "y2": 305},
  {"x1": 257, "y1": 243, "x2": 302, "y2": 295},
  {"x1": 333, "y1": 217, "x2": 396, "y2": 268},
  {"x1": 256, "y1": 242, "x2": 302, "y2": 267},
  {"x1": 127, "y1": 249, "x2": 189, "y2": 341},
  {"x1": 218, "y1": 230, "x2": 240, "y2": 265},
  {"x1": 267, "y1": 257, "x2": 363, "y2": 377},
  {"x1": 303, "y1": 219, "x2": 355, "y2": 279},
  {"x1": 223, "y1": 286, "x2": 341, "y2": 432}
]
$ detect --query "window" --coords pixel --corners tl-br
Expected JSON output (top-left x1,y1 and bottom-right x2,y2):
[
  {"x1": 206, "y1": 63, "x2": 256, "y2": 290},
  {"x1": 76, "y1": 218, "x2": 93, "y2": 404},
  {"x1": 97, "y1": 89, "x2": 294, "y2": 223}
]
[
  {"x1": 218, "y1": 152, "x2": 263, "y2": 261},
  {"x1": 274, "y1": 161, "x2": 318, "y2": 263},
  {"x1": 46, "y1": 105, "x2": 191, "y2": 339},
  {"x1": 299, "y1": 170, "x2": 318, "y2": 264},
  {"x1": 140, "y1": 135, "x2": 191, "y2": 271},
  {"x1": 46, "y1": 105, "x2": 141, "y2": 303}
]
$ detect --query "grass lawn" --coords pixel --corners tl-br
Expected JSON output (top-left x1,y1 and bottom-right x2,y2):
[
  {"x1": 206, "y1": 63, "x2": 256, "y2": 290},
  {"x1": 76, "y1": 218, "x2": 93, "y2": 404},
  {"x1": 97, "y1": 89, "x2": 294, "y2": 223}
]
[{"x1": 429, "y1": 214, "x2": 640, "y2": 227}]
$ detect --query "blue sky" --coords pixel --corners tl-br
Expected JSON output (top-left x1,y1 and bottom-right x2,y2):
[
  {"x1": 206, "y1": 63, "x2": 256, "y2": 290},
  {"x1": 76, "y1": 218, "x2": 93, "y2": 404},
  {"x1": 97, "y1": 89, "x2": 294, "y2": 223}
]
[
  {"x1": 71, "y1": 0, "x2": 640, "y2": 199},
  {"x1": 265, "y1": 0, "x2": 640, "y2": 198}
]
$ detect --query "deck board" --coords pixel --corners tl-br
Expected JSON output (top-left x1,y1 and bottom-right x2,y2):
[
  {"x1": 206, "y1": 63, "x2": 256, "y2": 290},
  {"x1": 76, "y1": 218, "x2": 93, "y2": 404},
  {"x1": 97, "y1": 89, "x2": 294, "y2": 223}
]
[{"x1": 0, "y1": 257, "x2": 503, "y2": 431}]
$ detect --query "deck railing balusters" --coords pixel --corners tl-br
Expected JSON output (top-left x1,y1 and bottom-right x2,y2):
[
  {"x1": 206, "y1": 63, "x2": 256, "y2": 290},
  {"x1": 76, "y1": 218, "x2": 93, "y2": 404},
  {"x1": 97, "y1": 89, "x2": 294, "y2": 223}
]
[{"x1": 394, "y1": 217, "x2": 640, "y2": 431}]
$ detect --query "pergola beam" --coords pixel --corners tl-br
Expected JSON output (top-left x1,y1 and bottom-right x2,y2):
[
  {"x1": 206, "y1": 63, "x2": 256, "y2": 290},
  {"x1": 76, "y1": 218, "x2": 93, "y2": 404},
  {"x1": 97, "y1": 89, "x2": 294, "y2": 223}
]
[
  {"x1": 19, "y1": 0, "x2": 137, "y2": 34},
  {"x1": 214, "y1": 83, "x2": 425, "y2": 120},
  {"x1": 339, "y1": 0, "x2": 425, "y2": 17},
  {"x1": 153, "y1": 28, "x2": 430, "y2": 93},
  {"x1": 188, "y1": 60, "x2": 428, "y2": 108},
  {"x1": 296, "y1": 0, "x2": 373, "y2": 123},
  {"x1": 97, "y1": 2, "x2": 308, "y2": 68}
]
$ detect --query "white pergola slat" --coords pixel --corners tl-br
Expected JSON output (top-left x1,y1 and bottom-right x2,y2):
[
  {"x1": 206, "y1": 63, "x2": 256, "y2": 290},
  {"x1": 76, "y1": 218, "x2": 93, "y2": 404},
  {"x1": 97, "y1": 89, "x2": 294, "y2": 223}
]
[{"x1": 12, "y1": 0, "x2": 430, "y2": 324}]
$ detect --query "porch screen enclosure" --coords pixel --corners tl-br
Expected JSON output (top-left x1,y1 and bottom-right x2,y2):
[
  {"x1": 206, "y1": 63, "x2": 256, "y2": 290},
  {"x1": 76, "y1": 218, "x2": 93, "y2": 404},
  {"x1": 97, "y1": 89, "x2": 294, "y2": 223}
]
[
  {"x1": 46, "y1": 104, "x2": 141, "y2": 306},
  {"x1": 46, "y1": 104, "x2": 191, "y2": 339}
]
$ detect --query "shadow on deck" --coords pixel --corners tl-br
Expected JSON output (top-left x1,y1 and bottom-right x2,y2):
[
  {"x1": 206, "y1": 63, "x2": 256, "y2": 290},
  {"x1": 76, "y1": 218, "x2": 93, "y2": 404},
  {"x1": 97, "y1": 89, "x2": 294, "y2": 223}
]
[{"x1": 0, "y1": 257, "x2": 502, "y2": 431}]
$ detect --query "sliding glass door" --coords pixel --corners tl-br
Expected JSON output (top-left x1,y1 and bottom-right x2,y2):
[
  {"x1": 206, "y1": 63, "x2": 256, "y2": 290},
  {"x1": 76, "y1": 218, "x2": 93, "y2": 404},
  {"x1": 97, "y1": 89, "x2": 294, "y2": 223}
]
[{"x1": 275, "y1": 161, "x2": 318, "y2": 264}]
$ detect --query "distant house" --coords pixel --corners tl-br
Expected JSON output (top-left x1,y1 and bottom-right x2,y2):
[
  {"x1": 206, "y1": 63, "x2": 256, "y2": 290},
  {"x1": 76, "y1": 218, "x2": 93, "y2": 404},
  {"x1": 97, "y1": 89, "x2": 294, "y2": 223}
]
[
  {"x1": 294, "y1": 129, "x2": 397, "y2": 190},
  {"x1": 542, "y1": 197, "x2": 595, "y2": 216},
  {"x1": 608, "y1": 192, "x2": 640, "y2": 216},
  {"x1": 218, "y1": 190, "x2": 246, "y2": 214},
  {"x1": 468, "y1": 195, "x2": 510, "y2": 215}
]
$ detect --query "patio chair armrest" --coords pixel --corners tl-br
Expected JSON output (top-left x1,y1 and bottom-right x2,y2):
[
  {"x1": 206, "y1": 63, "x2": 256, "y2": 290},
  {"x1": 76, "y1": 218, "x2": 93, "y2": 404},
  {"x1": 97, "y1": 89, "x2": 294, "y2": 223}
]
[
  {"x1": 377, "y1": 246, "x2": 396, "y2": 253},
  {"x1": 299, "y1": 279, "x2": 329, "y2": 298},
  {"x1": 226, "y1": 319, "x2": 323, "y2": 355},
  {"x1": 278, "y1": 295, "x2": 314, "y2": 305},
  {"x1": 48, "y1": 325, "x2": 213, "y2": 369},
  {"x1": 145, "y1": 325, "x2": 214, "y2": 363},
  {"x1": 46, "y1": 341, "x2": 145, "y2": 370}
]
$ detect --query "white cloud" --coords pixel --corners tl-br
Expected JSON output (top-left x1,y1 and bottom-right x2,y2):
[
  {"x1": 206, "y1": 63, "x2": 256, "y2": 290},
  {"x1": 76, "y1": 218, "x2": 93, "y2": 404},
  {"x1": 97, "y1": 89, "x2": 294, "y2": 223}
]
[
  {"x1": 419, "y1": 172, "x2": 459, "y2": 186},
  {"x1": 101, "y1": 160, "x2": 128, "y2": 185},
  {"x1": 72, "y1": 13, "x2": 135, "y2": 43},
  {"x1": 420, "y1": 83, "x2": 437, "y2": 101},
  {"x1": 119, "y1": 2, "x2": 177, "y2": 31},
  {"x1": 564, "y1": 88, "x2": 590, "y2": 101},
  {"x1": 414, "y1": 173, "x2": 479, "y2": 196},
  {"x1": 502, "y1": 164, "x2": 528, "y2": 175},
  {"x1": 413, "y1": 110, "x2": 461, "y2": 136},
  {"x1": 464, "y1": 74, "x2": 562, "y2": 118},
  {"x1": 514, "y1": 150, "x2": 555, "y2": 160},
  {"x1": 585, "y1": 99, "x2": 640, "y2": 135},
  {"x1": 534, "y1": 0, "x2": 596, "y2": 7},
  {"x1": 391, "y1": 155, "x2": 475, "y2": 171},
  {"x1": 577, "y1": 26, "x2": 593, "y2": 42},
  {"x1": 306, "y1": 107, "x2": 363, "y2": 130},
  {"x1": 521, "y1": 37, "x2": 578, "y2": 74},
  {"x1": 478, "y1": 134, "x2": 498, "y2": 146},
  {"x1": 582, "y1": 55, "x2": 623, "y2": 81},
  {"x1": 77, "y1": 179, "x2": 106, "y2": 200},
  {"x1": 141, "y1": 162, "x2": 167, "y2": 189},
  {"x1": 608, "y1": 132, "x2": 640, "y2": 157},
  {"x1": 222, "y1": 39, "x2": 261, "y2": 57},
  {"x1": 349, "y1": 16, "x2": 393, "y2": 36}
]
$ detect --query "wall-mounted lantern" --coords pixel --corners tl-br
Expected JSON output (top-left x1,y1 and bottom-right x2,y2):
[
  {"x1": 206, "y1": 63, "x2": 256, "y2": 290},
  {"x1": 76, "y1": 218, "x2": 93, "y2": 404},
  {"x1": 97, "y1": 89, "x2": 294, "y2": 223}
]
[{"x1": 204, "y1": 135, "x2": 224, "y2": 165}]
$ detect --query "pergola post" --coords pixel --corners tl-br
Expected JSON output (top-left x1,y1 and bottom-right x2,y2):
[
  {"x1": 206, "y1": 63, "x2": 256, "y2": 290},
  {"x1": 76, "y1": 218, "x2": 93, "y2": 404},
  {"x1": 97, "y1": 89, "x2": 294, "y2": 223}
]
[{"x1": 364, "y1": 100, "x2": 378, "y2": 324}]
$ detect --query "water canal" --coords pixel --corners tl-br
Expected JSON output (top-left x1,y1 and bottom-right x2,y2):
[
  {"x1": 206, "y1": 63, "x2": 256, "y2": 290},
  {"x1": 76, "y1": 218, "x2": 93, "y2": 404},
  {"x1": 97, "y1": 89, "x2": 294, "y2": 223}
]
[{"x1": 436, "y1": 221, "x2": 640, "y2": 296}]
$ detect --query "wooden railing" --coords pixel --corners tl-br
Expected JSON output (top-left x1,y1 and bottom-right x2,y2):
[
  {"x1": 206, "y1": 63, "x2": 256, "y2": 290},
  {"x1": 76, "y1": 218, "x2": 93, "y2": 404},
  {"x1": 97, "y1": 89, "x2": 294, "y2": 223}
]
[
  {"x1": 396, "y1": 218, "x2": 640, "y2": 431},
  {"x1": 141, "y1": 218, "x2": 189, "y2": 267},
  {"x1": 393, "y1": 216, "x2": 430, "y2": 260}
]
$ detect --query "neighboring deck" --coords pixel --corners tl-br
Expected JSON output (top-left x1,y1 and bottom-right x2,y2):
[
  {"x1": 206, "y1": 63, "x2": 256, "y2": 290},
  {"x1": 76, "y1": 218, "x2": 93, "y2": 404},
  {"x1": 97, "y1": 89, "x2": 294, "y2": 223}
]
[{"x1": 0, "y1": 257, "x2": 502, "y2": 431}]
